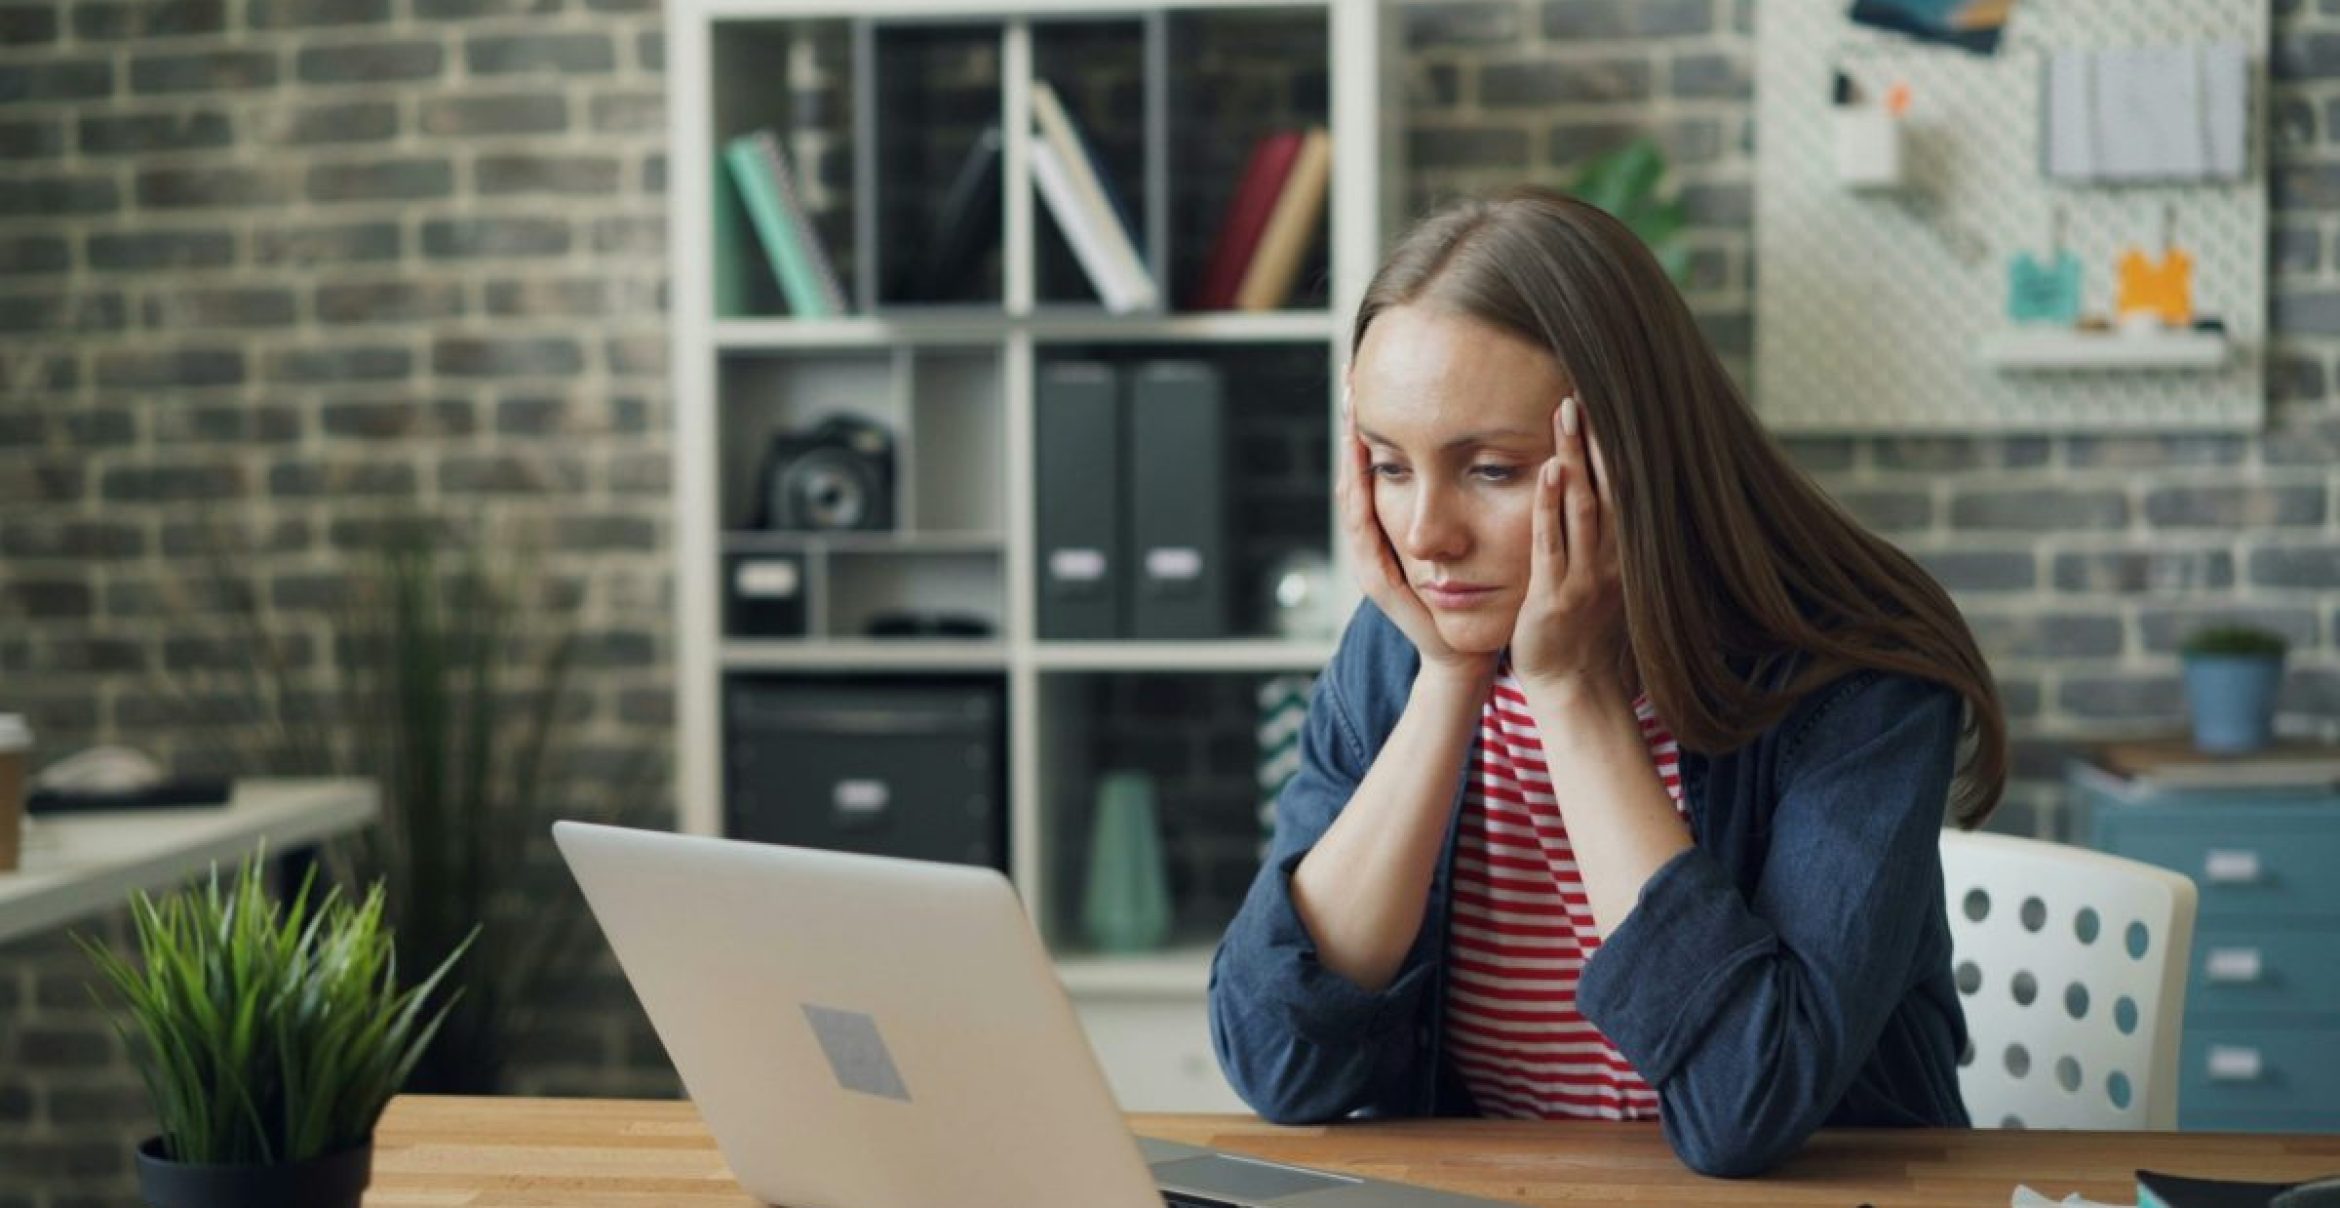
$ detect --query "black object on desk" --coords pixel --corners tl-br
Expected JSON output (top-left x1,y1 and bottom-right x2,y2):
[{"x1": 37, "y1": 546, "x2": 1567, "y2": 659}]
[
  {"x1": 2279, "y1": 1176, "x2": 2340, "y2": 1208},
  {"x1": 27, "y1": 777, "x2": 232, "y2": 816},
  {"x1": 2139, "y1": 1169, "x2": 2340, "y2": 1208}
]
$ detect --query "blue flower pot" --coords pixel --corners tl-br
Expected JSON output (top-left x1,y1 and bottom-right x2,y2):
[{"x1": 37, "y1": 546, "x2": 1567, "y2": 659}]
[{"x1": 2182, "y1": 653, "x2": 2285, "y2": 754}]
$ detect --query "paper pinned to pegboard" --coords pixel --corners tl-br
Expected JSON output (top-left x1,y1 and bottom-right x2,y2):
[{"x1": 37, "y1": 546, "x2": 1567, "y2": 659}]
[{"x1": 1754, "y1": 0, "x2": 2267, "y2": 432}]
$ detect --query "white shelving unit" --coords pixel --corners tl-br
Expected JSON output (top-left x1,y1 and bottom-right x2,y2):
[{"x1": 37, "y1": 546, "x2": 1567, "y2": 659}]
[{"x1": 669, "y1": 0, "x2": 1396, "y2": 1111}]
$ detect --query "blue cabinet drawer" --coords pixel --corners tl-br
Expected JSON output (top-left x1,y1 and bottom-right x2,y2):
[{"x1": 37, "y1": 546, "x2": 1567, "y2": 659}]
[
  {"x1": 2184, "y1": 927, "x2": 2340, "y2": 1019},
  {"x1": 2096, "y1": 815, "x2": 2340, "y2": 919},
  {"x1": 2178, "y1": 1027, "x2": 2340, "y2": 1125},
  {"x1": 2074, "y1": 777, "x2": 2340, "y2": 1131}
]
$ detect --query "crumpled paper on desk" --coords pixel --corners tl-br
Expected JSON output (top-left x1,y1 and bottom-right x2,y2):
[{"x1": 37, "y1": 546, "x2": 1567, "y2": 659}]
[{"x1": 2013, "y1": 1186, "x2": 2133, "y2": 1208}]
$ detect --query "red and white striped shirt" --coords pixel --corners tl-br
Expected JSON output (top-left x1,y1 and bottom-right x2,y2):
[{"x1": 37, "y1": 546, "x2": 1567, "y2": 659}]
[{"x1": 1443, "y1": 664, "x2": 1685, "y2": 1121}]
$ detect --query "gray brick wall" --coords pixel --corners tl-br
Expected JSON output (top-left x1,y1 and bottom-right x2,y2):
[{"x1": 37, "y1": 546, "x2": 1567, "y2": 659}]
[
  {"x1": 3, "y1": 0, "x2": 2338, "y2": 1202},
  {"x1": 1, "y1": 0, "x2": 674, "y2": 1198}
]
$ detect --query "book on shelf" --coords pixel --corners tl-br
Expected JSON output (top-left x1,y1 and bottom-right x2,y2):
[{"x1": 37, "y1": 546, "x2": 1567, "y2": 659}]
[
  {"x1": 758, "y1": 129, "x2": 849, "y2": 315},
  {"x1": 894, "y1": 123, "x2": 1003, "y2": 304},
  {"x1": 1030, "y1": 140, "x2": 1147, "y2": 313},
  {"x1": 1233, "y1": 125, "x2": 1332, "y2": 312},
  {"x1": 1034, "y1": 81, "x2": 1142, "y2": 259},
  {"x1": 1189, "y1": 129, "x2": 1306, "y2": 311},
  {"x1": 722, "y1": 128, "x2": 849, "y2": 318},
  {"x1": 1030, "y1": 78, "x2": 1159, "y2": 313},
  {"x1": 712, "y1": 160, "x2": 755, "y2": 318},
  {"x1": 2073, "y1": 734, "x2": 2340, "y2": 796}
]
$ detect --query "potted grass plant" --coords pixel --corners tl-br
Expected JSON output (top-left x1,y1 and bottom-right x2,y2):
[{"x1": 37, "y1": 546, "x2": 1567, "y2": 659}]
[
  {"x1": 78, "y1": 852, "x2": 470, "y2": 1208},
  {"x1": 2180, "y1": 623, "x2": 2290, "y2": 754}
]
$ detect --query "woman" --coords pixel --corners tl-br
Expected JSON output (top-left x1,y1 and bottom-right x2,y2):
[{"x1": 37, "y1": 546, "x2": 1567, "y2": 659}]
[{"x1": 1208, "y1": 186, "x2": 2005, "y2": 1179}]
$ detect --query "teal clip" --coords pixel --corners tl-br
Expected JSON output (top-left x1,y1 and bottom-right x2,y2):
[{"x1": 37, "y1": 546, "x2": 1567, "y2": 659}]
[{"x1": 2007, "y1": 249, "x2": 2082, "y2": 325}]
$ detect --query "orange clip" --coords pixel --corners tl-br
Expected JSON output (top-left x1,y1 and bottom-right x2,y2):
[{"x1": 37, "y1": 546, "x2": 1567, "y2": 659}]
[{"x1": 1884, "y1": 81, "x2": 1912, "y2": 118}]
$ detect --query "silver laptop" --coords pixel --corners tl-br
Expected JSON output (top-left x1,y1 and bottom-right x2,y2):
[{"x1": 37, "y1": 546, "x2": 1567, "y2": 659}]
[{"x1": 552, "y1": 821, "x2": 1506, "y2": 1207}]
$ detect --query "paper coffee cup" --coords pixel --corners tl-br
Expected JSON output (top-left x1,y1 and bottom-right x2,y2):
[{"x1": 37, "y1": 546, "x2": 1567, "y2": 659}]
[{"x1": 0, "y1": 713, "x2": 30, "y2": 873}]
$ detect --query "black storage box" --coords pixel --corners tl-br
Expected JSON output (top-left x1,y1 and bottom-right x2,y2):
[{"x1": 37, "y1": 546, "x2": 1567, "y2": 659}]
[
  {"x1": 724, "y1": 676, "x2": 1005, "y2": 872},
  {"x1": 725, "y1": 552, "x2": 809, "y2": 638}
]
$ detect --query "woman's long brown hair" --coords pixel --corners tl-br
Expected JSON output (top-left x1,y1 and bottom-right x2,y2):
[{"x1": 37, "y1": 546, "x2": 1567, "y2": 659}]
[{"x1": 1353, "y1": 185, "x2": 2005, "y2": 827}]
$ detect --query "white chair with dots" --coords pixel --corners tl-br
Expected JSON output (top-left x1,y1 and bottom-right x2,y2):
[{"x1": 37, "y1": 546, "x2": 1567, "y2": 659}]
[{"x1": 1939, "y1": 829, "x2": 2199, "y2": 1130}]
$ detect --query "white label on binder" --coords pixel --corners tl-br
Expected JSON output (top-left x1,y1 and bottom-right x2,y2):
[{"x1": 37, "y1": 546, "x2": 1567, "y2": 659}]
[
  {"x1": 834, "y1": 780, "x2": 889, "y2": 814},
  {"x1": 2207, "y1": 1045, "x2": 2262, "y2": 1081},
  {"x1": 736, "y1": 560, "x2": 801, "y2": 598},
  {"x1": 1049, "y1": 548, "x2": 1106, "y2": 582},
  {"x1": 1146, "y1": 547, "x2": 1203, "y2": 581},
  {"x1": 2205, "y1": 947, "x2": 2263, "y2": 983},
  {"x1": 2204, "y1": 849, "x2": 2262, "y2": 884}
]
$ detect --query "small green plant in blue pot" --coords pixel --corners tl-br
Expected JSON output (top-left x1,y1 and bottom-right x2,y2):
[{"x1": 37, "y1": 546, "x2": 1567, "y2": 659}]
[
  {"x1": 79, "y1": 853, "x2": 470, "y2": 1208},
  {"x1": 2179, "y1": 624, "x2": 2290, "y2": 754}
]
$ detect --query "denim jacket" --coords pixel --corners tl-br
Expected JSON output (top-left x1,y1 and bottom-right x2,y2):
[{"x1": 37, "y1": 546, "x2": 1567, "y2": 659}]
[{"x1": 1208, "y1": 602, "x2": 1972, "y2": 1178}]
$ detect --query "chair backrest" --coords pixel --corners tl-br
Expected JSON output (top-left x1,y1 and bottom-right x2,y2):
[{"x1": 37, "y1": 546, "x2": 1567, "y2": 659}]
[{"x1": 1939, "y1": 829, "x2": 2198, "y2": 1130}]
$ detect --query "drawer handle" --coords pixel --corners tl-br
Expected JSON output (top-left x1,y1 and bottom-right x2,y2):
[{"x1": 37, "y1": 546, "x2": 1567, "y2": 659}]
[
  {"x1": 832, "y1": 779, "x2": 891, "y2": 829},
  {"x1": 2204, "y1": 948, "x2": 2263, "y2": 985},
  {"x1": 2203, "y1": 849, "x2": 2263, "y2": 885},
  {"x1": 2206, "y1": 1045, "x2": 2263, "y2": 1083},
  {"x1": 1049, "y1": 548, "x2": 1107, "y2": 584}
]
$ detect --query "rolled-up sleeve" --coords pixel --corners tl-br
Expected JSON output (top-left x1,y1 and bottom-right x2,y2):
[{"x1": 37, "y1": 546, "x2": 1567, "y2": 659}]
[
  {"x1": 1207, "y1": 620, "x2": 1439, "y2": 1124},
  {"x1": 1575, "y1": 671, "x2": 1961, "y2": 1177}
]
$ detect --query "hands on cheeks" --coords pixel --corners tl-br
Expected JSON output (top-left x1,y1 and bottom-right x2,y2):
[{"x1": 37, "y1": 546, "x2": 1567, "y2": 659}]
[
  {"x1": 1337, "y1": 386, "x2": 1493, "y2": 681},
  {"x1": 1339, "y1": 385, "x2": 1627, "y2": 695},
  {"x1": 1507, "y1": 395, "x2": 1629, "y2": 700}
]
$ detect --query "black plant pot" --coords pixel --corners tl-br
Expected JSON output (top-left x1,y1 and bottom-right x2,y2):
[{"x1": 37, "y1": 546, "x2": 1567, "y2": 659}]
[{"x1": 134, "y1": 1136, "x2": 372, "y2": 1208}]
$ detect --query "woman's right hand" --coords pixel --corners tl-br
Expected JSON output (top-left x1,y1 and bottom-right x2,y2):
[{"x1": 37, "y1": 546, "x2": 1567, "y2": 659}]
[{"x1": 1338, "y1": 389, "x2": 1496, "y2": 684}]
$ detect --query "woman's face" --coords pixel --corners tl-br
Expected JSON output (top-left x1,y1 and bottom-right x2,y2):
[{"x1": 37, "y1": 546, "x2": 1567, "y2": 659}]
[{"x1": 1349, "y1": 305, "x2": 1572, "y2": 655}]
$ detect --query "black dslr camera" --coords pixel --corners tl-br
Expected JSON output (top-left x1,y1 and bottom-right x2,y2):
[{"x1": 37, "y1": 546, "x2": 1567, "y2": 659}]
[{"x1": 754, "y1": 414, "x2": 896, "y2": 532}]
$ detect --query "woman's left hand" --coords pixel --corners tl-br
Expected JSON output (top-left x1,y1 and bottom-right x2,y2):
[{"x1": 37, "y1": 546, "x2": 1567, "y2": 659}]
[{"x1": 1509, "y1": 394, "x2": 1628, "y2": 700}]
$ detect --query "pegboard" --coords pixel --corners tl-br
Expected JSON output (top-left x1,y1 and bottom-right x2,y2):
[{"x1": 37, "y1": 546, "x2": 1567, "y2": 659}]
[{"x1": 1753, "y1": 0, "x2": 2267, "y2": 433}]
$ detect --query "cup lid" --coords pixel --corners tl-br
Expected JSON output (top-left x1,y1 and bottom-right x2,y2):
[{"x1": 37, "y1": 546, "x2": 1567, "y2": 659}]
[{"x1": 0, "y1": 714, "x2": 30, "y2": 750}]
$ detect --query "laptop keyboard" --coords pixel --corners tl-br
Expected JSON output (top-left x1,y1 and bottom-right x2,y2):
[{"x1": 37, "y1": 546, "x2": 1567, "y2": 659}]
[{"x1": 1162, "y1": 1195, "x2": 1242, "y2": 1208}]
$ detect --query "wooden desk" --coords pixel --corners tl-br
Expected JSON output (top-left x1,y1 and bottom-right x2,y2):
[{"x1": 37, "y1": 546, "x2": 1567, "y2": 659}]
[
  {"x1": 0, "y1": 777, "x2": 378, "y2": 946},
  {"x1": 370, "y1": 1095, "x2": 2340, "y2": 1206}
]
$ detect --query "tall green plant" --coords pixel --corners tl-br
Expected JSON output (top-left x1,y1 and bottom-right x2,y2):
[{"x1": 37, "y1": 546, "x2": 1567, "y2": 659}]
[
  {"x1": 1568, "y1": 136, "x2": 1691, "y2": 284},
  {"x1": 340, "y1": 520, "x2": 664, "y2": 1092},
  {"x1": 79, "y1": 853, "x2": 470, "y2": 1165},
  {"x1": 166, "y1": 513, "x2": 665, "y2": 1094}
]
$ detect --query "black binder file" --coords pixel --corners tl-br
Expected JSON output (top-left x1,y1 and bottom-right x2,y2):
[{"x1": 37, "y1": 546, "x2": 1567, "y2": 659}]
[
  {"x1": 1035, "y1": 360, "x2": 1124, "y2": 640},
  {"x1": 1126, "y1": 360, "x2": 1228, "y2": 640}
]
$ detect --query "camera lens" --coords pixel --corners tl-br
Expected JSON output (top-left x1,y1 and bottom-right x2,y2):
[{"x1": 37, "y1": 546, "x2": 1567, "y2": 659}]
[{"x1": 780, "y1": 451, "x2": 875, "y2": 530}]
